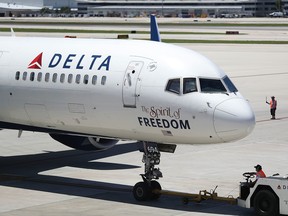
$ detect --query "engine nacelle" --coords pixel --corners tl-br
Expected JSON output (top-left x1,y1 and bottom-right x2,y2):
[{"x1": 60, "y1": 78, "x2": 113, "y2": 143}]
[{"x1": 49, "y1": 134, "x2": 118, "y2": 151}]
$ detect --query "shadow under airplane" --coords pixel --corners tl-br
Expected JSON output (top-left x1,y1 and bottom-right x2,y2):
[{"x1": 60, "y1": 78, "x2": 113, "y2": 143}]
[{"x1": 0, "y1": 141, "x2": 252, "y2": 215}]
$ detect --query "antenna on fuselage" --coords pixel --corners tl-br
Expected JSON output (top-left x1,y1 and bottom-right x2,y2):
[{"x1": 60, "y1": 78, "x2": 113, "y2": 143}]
[{"x1": 150, "y1": 14, "x2": 161, "y2": 42}]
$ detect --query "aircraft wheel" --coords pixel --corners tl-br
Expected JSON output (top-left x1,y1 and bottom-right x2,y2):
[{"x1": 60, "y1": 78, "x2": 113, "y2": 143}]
[
  {"x1": 133, "y1": 182, "x2": 151, "y2": 201},
  {"x1": 254, "y1": 190, "x2": 278, "y2": 216},
  {"x1": 150, "y1": 180, "x2": 162, "y2": 200}
]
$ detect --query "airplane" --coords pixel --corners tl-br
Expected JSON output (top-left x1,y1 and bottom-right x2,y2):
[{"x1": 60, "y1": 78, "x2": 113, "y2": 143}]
[{"x1": 0, "y1": 15, "x2": 255, "y2": 201}]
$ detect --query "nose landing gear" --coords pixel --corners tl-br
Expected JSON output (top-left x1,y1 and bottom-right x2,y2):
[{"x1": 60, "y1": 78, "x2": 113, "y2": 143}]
[{"x1": 133, "y1": 142, "x2": 176, "y2": 201}]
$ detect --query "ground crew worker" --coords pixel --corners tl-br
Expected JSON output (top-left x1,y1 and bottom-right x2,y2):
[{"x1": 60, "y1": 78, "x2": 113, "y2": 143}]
[
  {"x1": 248, "y1": 164, "x2": 266, "y2": 187},
  {"x1": 254, "y1": 164, "x2": 266, "y2": 179},
  {"x1": 266, "y1": 96, "x2": 277, "y2": 119}
]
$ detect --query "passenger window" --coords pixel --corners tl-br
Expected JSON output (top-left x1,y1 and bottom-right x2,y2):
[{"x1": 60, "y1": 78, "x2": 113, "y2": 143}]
[
  {"x1": 83, "y1": 74, "x2": 89, "y2": 84},
  {"x1": 101, "y1": 76, "x2": 106, "y2": 85},
  {"x1": 183, "y1": 78, "x2": 197, "y2": 94},
  {"x1": 60, "y1": 73, "x2": 65, "y2": 83},
  {"x1": 68, "y1": 74, "x2": 73, "y2": 83},
  {"x1": 76, "y1": 74, "x2": 81, "y2": 84},
  {"x1": 23, "y1": 72, "x2": 27, "y2": 81},
  {"x1": 92, "y1": 75, "x2": 97, "y2": 85},
  {"x1": 200, "y1": 78, "x2": 226, "y2": 93},
  {"x1": 45, "y1": 73, "x2": 50, "y2": 82},
  {"x1": 30, "y1": 72, "x2": 35, "y2": 81},
  {"x1": 52, "y1": 73, "x2": 57, "y2": 83},
  {"x1": 15, "y1": 71, "x2": 20, "y2": 80},
  {"x1": 166, "y1": 79, "x2": 180, "y2": 94},
  {"x1": 37, "y1": 72, "x2": 42, "y2": 82}
]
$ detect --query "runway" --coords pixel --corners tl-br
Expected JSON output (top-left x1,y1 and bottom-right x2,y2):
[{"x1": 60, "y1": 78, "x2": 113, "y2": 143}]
[{"x1": 0, "y1": 18, "x2": 288, "y2": 216}]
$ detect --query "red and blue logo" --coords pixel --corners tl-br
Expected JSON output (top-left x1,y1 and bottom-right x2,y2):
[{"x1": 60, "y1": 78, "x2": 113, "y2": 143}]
[
  {"x1": 28, "y1": 52, "x2": 111, "y2": 71},
  {"x1": 28, "y1": 52, "x2": 43, "y2": 69}
]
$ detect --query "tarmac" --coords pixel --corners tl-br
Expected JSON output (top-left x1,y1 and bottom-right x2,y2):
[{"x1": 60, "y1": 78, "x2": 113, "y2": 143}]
[
  {"x1": 1, "y1": 17, "x2": 288, "y2": 41},
  {"x1": 0, "y1": 18, "x2": 288, "y2": 216}
]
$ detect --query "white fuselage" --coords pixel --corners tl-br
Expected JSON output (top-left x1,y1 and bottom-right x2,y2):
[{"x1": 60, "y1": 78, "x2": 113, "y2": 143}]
[{"x1": 0, "y1": 37, "x2": 255, "y2": 144}]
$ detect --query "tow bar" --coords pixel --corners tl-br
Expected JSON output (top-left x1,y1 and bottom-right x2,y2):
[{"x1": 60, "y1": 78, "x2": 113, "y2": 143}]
[{"x1": 153, "y1": 186, "x2": 237, "y2": 205}]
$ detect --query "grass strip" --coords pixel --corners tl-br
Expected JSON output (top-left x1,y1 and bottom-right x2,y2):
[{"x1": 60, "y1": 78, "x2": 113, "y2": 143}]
[
  {"x1": 0, "y1": 27, "x2": 225, "y2": 35},
  {"x1": 1, "y1": 20, "x2": 288, "y2": 27},
  {"x1": 162, "y1": 39, "x2": 288, "y2": 44}
]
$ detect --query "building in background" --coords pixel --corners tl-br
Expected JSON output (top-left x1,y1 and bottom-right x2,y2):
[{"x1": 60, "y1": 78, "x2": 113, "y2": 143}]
[
  {"x1": 0, "y1": 0, "x2": 77, "y2": 17},
  {"x1": 0, "y1": 0, "x2": 42, "y2": 16},
  {"x1": 0, "y1": 0, "x2": 287, "y2": 17},
  {"x1": 76, "y1": 0, "x2": 288, "y2": 17}
]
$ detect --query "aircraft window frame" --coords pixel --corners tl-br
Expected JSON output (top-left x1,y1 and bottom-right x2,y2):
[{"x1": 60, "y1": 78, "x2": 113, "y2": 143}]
[
  {"x1": 166, "y1": 78, "x2": 180, "y2": 95},
  {"x1": 68, "y1": 74, "x2": 73, "y2": 84},
  {"x1": 23, "y1": 72, "x2": 27, "y2": 81},
  {"x1": 223, "y1": 76, "x2": 238, "y2": 93},
  {"x1": 83, "y1": 74, "x2": 89, "y2": 85},
  {"x1": 92, "y1": 75, "x2": 97, "y2": 85},
  {"x1": 52, "y1": 73, "x2": 57, "y2": 83},
  {"x1": 37, "y1": 72, "x2": 42, "y2": 82},
  {"x1": 199, "y1": 78, "x2": 227, "y2": 93},
  {"x1": 183, "y1": 78, "x2": 197, "y2": 94},
  {"x1": 60, "y1": 73, "x2": 65, "y2": 83},
  {"x1": 76, "y1": 74, "x2": 81, "y2": 84},
  {"x1": 15, "y1": 71, "x2": 20, "y2": 80},
  {"x1": 101, "y1": 76, "x2": 106, "y2": 85},
  {"x1": 45, "y1": 73, "x2": 50, "y2": 82},
  {"x1": 30, "y1": 72, "x2": 35, "y2": 81}
]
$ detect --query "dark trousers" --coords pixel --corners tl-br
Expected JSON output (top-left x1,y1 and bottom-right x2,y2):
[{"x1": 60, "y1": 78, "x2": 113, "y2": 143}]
[{"x1": 270, "y1": 108, "x2": 276, "y2": 117}]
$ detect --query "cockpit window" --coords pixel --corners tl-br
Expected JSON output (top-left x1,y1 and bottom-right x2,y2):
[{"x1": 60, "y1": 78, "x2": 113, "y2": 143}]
[
  {"x1": 200, "y1": 78, "x2": 226, "y2": 93},
  {"x1": 183, "y1": 78, "x2": 197, "y2": 94},
  {"x1": 166, "y1": 78, "x2": 180, "y2": 94},
  {"x1": 223, "y1": 76, "x2": 238, "y2": 92}
]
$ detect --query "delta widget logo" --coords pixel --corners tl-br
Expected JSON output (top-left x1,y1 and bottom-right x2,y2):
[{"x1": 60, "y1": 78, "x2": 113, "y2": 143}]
[
  {"x1": 28, "y1": 52, "x2": 43, "y2": 69},
  {"x1": 27, "y1": 52, "x2": 112, "y2": 71}
]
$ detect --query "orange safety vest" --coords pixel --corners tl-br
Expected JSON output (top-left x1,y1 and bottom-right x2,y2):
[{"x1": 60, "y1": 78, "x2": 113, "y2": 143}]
[
  {"x1": 256, "y1": 170, "x2": 266, "y2": 179},
  {"x1": 270, "y1": 100, "x2": 277, "y2": 109}
]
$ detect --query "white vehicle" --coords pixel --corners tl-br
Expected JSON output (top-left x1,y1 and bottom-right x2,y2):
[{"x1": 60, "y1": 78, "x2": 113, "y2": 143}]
[
  {"x1": 0, "y1": 16, "x2": 255, "y2": 200},
  {"x1": 238, "y1": 172, "x2": 288, "y2": 216},
  {"x1": 269, "y1": 12, "x2": 284, "y2": 17}
]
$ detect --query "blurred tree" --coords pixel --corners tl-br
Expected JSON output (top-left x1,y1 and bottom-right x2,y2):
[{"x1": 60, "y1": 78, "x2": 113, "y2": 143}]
[{"x1": 60, "y1": 7, "x2": 71, "y2": 14}]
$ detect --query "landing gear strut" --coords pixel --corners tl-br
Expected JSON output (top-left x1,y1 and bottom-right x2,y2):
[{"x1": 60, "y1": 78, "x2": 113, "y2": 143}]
[{"x1": 133, "y1": 142, "x2": 176, "y2": 201}]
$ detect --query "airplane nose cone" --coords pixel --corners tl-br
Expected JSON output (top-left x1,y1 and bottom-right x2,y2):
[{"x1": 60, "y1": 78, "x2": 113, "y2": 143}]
[{"x1": 214, "y1": 98, "x2": 255, "y2": 142}]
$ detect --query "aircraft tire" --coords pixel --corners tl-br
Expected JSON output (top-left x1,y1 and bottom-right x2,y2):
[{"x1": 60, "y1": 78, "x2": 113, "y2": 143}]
[
  {"x1": 133, "y1": 181, "x2": 151, "y2": 201},
  {"x1": 150, "y1": 181, "x2": 161, "y2": 200}
]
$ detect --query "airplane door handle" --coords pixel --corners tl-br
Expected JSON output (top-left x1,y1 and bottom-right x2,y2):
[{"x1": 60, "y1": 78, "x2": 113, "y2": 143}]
[{"x1": 127, "y1": 73, "x2": 132, "y2": 86}]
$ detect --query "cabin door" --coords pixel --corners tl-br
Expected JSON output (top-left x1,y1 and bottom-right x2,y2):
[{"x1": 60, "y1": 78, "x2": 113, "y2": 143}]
[{"x1": 122, "y1": 61, "x2": 143, "y2": 108}]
